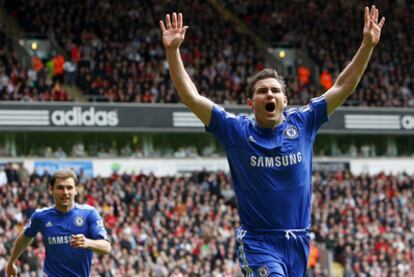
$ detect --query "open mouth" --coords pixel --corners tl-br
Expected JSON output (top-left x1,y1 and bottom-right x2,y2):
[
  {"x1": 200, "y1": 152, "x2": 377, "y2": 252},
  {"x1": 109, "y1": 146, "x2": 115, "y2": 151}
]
[{"x1": 265, "y1": 102, "x2": 276, "y2": 112}]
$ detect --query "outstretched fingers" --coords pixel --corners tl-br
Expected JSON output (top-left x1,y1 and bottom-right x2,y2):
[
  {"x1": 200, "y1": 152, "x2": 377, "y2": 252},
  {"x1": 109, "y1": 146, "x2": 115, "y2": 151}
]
[
  {"x1": 369, "y1": 5, "x2": 374, "y2": 21},
  {"x1": 159, "y1": 20, "x2": 166, "y2": 32},
  {"x1": 178, "y1": 13, "x2": 183, "y2": 29},
  {"x1": 369, "y1": 5, "x2": 379, "y2": 23},
  {"x1": 364, "y1": 6, "x2": 369, "y2": 27},
  {"x1": 378, "y1": 17, "x2": 385, "y2": 28},
  {"x1": 172, "y1": 12, "x2": 178, "y2": 29},
  {"x1": 160, "y1": 12, "x2": 187, "y2": 39},
  {"x1": 365, "y1": 5, "x2": 385, "y2": 29},
  {"x1": 181, "y1": 26, "x2": 189, "y2": 37},
  {"x1": 161, "y1": 13, "x2": 184, "y2": 31},
  {"x1": 165, "y1": 14, "x2": 171, "y2": 29}
]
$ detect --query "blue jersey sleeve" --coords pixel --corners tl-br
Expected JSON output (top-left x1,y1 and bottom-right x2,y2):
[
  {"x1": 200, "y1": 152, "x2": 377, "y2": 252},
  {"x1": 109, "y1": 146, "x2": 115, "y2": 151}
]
[
  {"x1": 88, "y1": 209, "x2": 109, "y2": 240},
  {"x1": 206, "y1": 105, "x2": 243, "y2": 148},
  {"x1": 24, "y1": 211, "x2": 41, "y2": 238},
  {"x1": 296, "y1": 95, "x2": 329, "y2": 140}
]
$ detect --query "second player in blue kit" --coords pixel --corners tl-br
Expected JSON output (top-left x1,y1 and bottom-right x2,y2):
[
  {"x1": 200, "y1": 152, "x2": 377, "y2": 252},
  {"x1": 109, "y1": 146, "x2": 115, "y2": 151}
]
[
  {"x1": 160, "y1": 5, "x2": 385, "y2": 276},
  {"x1": 6, "y1": 169, "x2": 111, "y2": 277}
]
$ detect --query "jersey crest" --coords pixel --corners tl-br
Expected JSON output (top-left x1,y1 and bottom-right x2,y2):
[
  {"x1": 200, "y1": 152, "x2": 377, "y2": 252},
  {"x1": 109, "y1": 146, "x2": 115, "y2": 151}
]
[
  {"x1": 283, "y1": 125, "x2": 299, "y2": 139},
  {"x1": 73, "y1": 216, "x2": 85, "y2": 227}
]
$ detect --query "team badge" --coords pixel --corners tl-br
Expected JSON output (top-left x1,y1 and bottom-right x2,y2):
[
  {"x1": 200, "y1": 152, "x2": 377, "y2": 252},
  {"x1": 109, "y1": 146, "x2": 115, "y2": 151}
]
[
  {"x1": 257, "y1": 266, "x2": 269, "y2": 277},
  {"x1": 283, "y1": 126, "x2": 299, "y2": 139},
  {"x1": 73, "y1": 216, "x2": 85, "y2": 227}
]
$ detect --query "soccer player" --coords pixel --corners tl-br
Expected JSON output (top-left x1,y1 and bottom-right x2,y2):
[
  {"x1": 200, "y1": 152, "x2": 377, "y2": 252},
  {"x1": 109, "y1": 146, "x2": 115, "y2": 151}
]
[
  {"x1": 160, "y1": 5, "x2": 384, "y2": 276},
  {"x1": 6, "y1": 169, "x2": 111, "y2": 277}
]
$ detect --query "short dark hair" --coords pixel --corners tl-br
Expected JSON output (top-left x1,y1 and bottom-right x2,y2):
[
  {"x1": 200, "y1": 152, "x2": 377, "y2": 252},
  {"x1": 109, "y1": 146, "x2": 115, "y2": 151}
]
[
  {"x1": 246, "y1": 68, "x2": 286, "y2": 99},
  {"x1": 49, "y1": 169, "x2": 78, "y2": 188}
]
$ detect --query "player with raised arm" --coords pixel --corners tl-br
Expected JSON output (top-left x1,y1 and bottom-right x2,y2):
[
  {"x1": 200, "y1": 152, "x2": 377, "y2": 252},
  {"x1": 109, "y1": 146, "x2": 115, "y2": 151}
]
[
  {"x1": 6, "y1": 169, "x2": 111, "y2": 277},
  {"x1": 160, "y1": 6, "x2": 384, "y2": 276}
]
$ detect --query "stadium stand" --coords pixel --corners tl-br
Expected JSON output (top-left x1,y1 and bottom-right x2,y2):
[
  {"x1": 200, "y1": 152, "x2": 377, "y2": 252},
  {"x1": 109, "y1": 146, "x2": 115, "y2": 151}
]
[
  {"x1": 3, "y1": 0, "x2": 266, "y2": 104},
  {"x1": 3, "y1": 0, "x2": 411, "y2": 106},
  {"x1": 0, "y1": 166, "x2": 413, "y2": 276},
  {"x1": 0, "y1": 27, "x2": 70, "y2": 101},
  {"x1": 0, "y1": 51, "x2": 70, "y2": 101},
  {"x1": 222, "y1": 0, "x2": 414, "y2": 107},
  {"x1": 2, "y1": 138, "x2": 412, "y2": 159}
]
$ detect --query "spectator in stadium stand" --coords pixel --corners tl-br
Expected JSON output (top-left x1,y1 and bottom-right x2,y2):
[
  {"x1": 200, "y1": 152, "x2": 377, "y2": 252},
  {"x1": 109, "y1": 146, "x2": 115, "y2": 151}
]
[
  {"x1": 307, "y1": 240, "x2": 320, "y2": 272},
  {"x1": 5, "y1": 162, "x2": 19, "y2": 183},
  {"x1": 5, "y1": 169, "x2": 111, "y2": 277},
  {"x1": 297, "y1": 65, "x2": 311, "y2": 87},
  {"x1": 160, "y1": 5, "x2": 384, "y2": 276},
  {"x1": 320, "y1": 69, "x2": 334, "y2": 91},
  {"x1": 0, "y1": 166, "x2": 7, "y2": 187},
  {"x1": 16, "y1": 163, "x2": 30, "y2": 183},
  {"x1": 32, "y1": 54, "x2": 44, "y2": 73}
]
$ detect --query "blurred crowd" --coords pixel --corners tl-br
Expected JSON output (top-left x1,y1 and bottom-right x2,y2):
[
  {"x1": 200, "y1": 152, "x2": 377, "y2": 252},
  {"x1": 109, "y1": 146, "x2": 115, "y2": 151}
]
[
  {"x1": 311, "y1": 170, "x2": 414, "y2": 276},
  {"x1": 0, "y1": 143, "x2": 208, "y2": 159},
  {"x1": 5, "y1": 0, "x2": 265, "y2": 104},
  {"x1": 223, "y1": 0, "x2": 414, "y2": 107},
  {"x1": 2, "y1": 0, "x2": 412, "y2": 106},
  {"x1": 0, "y1": 25, "x2": 69, "y2": 101},
  {"x1": 0, "y1": 165, "x2": 413, "y2": 276},
  {"x1": 1, "y1": 138, "x2": 413, "y2": 159}
]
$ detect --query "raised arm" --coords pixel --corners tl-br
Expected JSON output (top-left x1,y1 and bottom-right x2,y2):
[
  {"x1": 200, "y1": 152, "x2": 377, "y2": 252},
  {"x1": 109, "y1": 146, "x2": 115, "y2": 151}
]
[
  {"x1": 160, "y1": 12, "x2": 213, "y2": 126},
  {"x1": 324, "y1": 5, "x2": 385, "y2": 115},
  {"x1": 6, "y1": 232, "x2": 33, "y2": 277}
]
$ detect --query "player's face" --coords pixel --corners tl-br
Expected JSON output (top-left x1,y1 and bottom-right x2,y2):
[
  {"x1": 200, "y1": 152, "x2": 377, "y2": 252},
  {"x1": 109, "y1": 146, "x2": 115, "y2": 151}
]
[
  {"x1": 247, "y1": 78, "x2": 287, "y2": 128},
  {"x1": 49, "y1": 177, "x2": 77, "y2": 212}
]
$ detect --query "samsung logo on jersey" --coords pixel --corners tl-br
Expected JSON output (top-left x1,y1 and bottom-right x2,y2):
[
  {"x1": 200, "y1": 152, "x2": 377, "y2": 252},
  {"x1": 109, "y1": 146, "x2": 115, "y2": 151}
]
[
  {"x1": 51, "y1": 107, "x2": 119, "y2": 126},
  {"x1": 48, "y1": 236, "x2": 71, "y2": 245},
  {"x1": 250, "y1": 152, "x2": 302, "y2": 168}
]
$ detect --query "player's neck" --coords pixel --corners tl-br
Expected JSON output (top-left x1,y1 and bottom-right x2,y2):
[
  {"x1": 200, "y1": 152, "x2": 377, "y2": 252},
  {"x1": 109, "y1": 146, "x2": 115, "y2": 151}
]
[
  {"x1": 55, "y1": 202, "x2": 75, "y2": 213},
  {"x1": 256, "y1": 118, "x2": 284, "y2": 129}
]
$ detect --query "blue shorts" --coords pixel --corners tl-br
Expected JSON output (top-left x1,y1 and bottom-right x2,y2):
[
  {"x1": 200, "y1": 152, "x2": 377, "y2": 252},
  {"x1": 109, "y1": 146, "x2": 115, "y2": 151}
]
[{"x1": 235, "y1": 227, "x2": 310, "y2": 277}]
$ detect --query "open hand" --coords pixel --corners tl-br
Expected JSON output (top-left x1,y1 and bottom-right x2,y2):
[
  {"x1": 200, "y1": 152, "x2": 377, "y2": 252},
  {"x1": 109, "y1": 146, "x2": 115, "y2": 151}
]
[
  {"x1": 363, "y1": 5, "x2": 385, "y2": 48},
  {"x1": 159, "y1": 12, "x2": 188, "y2": 50}
]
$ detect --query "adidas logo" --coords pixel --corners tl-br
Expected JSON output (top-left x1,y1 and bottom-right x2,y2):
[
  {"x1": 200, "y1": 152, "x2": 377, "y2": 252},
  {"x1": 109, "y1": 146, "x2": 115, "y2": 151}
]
[
  {"x1": 45, "y1": 221, "x2": 53, "y2": 227},
  {"x1": 51, "y1": 107, "x2": 119, "y2": 127}
]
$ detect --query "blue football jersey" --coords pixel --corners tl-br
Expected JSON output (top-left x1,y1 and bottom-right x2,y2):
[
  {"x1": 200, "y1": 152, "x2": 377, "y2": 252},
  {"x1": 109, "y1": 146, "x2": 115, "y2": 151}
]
[
  {"x1": 24, "y1": 203, "x2": 108, "y2": 277},
  {"x1": 206, "y1": 96, "x2": 329, "y2": 231}
]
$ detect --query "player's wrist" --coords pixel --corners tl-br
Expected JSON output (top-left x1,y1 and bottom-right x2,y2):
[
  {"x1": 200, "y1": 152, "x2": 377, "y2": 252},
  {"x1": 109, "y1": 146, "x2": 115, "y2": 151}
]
[
  {"x1": 166, "y1": 47, "x2": 180, "y2": 55},
  {"x1": 361, "y1": 39, "x2": 376, "y2": 49},
  {"x1": 84, "y1": 238, "x2": 91, "y2": 248}
]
